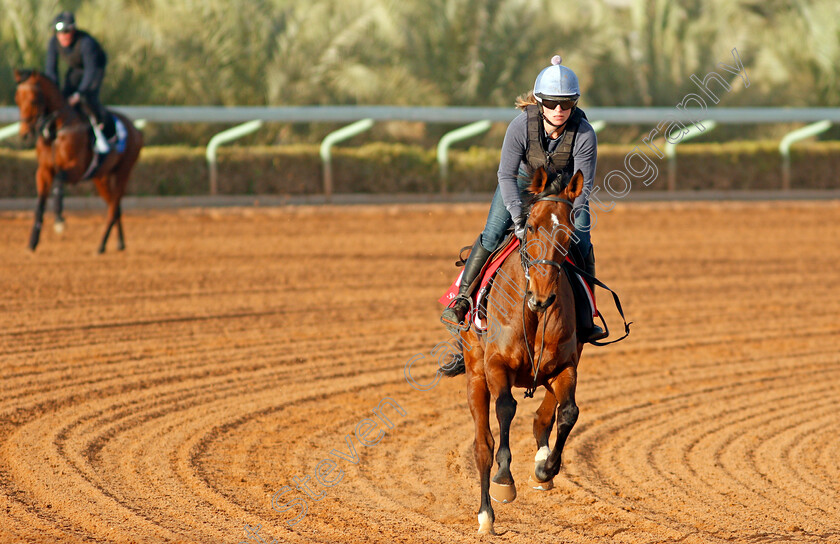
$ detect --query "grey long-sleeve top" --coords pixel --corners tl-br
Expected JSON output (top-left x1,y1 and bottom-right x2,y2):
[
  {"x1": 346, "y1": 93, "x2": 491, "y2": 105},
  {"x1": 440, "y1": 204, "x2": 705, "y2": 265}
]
[{"x1": 496, "y1": 110, "x2": 598, "y2": 224}]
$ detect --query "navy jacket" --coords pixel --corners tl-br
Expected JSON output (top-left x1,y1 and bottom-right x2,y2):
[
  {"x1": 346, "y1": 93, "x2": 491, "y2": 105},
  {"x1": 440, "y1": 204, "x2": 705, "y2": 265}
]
[{"x1": 45, "y1": 30, "x2": 107, "y2": 93}]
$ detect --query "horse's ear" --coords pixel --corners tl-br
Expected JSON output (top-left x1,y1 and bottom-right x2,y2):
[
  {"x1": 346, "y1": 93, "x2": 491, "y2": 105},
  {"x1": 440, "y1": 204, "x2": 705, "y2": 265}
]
[
  {"x1": 563, "y1": 170, "x2": 585, "y2": 200},
  {"x1": 529, "y1": 167, "x2": 548, "y2": 194},
  {"x1": 13, "y1": 69, "x2": 33, "y2": 83}
]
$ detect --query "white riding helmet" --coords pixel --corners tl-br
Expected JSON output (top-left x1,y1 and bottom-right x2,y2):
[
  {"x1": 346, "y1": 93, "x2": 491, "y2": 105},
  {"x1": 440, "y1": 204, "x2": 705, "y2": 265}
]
[
  {"x1": 533, "y1": 55, "x2": 580, "y2": 102},
  {"x1": 53, "y1": 11, "x2": 76, "y2": 33}
]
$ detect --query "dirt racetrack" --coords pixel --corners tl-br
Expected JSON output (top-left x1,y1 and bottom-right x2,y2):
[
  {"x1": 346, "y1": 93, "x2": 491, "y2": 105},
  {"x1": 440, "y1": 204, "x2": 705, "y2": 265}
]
[{"x1": 1, "y1": 200, "x2": 839, "y2": 544}]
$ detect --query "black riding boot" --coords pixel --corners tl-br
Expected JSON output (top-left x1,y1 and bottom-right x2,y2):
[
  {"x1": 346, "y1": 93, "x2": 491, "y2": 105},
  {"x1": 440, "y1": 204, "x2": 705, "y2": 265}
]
[
  {"x1": 441, "y1": 238, "x2": 493, "y2": 333},
  {"x1": 582, "y1": 247, "x2": 608, "y2": 343},
  {"x1": 102, "y1": 114, "x2": 116, "y2": 141},
  {"x1": 79, "y1": 95, "x2": 111, "y2": 153},
  {"x1": 92, "y1": 104, "x2": 115, "y2": 140}
]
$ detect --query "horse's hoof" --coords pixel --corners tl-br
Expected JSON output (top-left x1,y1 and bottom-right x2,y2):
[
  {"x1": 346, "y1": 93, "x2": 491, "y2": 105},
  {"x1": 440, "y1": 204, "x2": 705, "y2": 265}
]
[
  {"x1": 489, "y1": 481, "x2": 517, "y2": 503},
  {"x1": 528, "y1": 473, "x2": 554, "y2": 491},
  {"x1": 477, "y1": 512, "x2": 495, "y2": 535},
  {"x1": 54, "y1": 221, "x2": 65, "y2": 234}
]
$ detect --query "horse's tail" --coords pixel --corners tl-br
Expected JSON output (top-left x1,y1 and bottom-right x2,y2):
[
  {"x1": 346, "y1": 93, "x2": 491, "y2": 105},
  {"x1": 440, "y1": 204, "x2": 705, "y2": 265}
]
[{"x1": 441, "y1": 339, "x2": 466, "y2": 377}]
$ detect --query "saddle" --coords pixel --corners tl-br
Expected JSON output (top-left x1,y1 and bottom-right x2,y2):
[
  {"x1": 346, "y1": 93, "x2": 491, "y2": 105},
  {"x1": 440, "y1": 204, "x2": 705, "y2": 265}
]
[
  {"x1": 438, "y1": 233, "x2": 599, "y2": 333},
  {"x1": 38, "y1": 108, "x2": 127, "y2": 180},
  {"x1": 80, "y1": 112, "x2": 128, "y2": 180}
]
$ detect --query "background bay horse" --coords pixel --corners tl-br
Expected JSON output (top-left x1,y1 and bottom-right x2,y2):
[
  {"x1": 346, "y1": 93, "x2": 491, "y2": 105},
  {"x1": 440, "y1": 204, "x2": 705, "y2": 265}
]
[
  {"x1": 14, "y1": 69, "x2": 143, "y2": 253},
  {"x1": 451, "y1": 167, "x2": 585, "y2": 535}
]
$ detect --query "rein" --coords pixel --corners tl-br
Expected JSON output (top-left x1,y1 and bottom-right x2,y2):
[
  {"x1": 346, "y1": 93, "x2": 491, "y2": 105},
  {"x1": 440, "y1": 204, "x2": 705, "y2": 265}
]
[
  {"x1": 518, "y1": 194, "x2": 632, "y2": 398},
  {"x1": 19, "y1": 81, "x2": 63, "y2": 141},
  {"x1": 519, "y1": 195, "x2": 574, "y2": 399},
  {"x1": 521, "y1": 295, "x2": 548, "y2": 399},
  {"x1": 19, "y1": 77, "x2": 83, "y2": 141},
  {"x1": 37, "y1": 110, "x2": 60, "y2": 139}
]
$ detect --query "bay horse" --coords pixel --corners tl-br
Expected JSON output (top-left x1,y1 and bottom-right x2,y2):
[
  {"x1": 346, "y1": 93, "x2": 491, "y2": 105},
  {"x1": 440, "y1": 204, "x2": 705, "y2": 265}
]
[
  {"x1": 13, "y1": 68, "x2": 143, "y2": 253},
  {"x1": 451, "y1": 167, "x2": 585, "y2": 535}
]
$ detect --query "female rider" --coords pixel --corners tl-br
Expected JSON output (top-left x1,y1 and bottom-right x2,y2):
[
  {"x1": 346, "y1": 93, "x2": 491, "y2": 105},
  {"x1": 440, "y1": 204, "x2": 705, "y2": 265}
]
[{"x1": 440, "y1": 56, "x2": 606, "y2": 343}]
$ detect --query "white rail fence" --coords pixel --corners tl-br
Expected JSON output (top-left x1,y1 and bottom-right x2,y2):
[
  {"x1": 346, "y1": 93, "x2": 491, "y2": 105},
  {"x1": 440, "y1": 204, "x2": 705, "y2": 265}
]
[{"x1": 1, "y1": 106, "x2": 837, "y2": 198}]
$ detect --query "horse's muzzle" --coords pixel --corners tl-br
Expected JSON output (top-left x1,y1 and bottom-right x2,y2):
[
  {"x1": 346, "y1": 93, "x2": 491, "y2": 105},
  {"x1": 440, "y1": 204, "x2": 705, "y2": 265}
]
[{"x1": 526, "y1": 291, "x2": 556, "y2": 313}]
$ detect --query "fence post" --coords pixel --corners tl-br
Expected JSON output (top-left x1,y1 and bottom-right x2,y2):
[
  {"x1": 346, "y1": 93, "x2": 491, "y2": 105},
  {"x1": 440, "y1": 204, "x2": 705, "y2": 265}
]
[
  {"x1": 664, "y1": 120, "x2": 716, "y2": 191},
  {"x1": 779, "y1": 120, "x2": 831, "y2": 191},
  {"x1": 0, "y1": 122, "x2": 21, "y2": 143},
  {"x1": 436, "y1": 120, "x2": 492, "y2": 195},
  {"x1": 206, "y1": 120, "x2": 263, "y2": 195},
  {"x1": 319, "y1": 119, "x2": 374, "y2": 202}
]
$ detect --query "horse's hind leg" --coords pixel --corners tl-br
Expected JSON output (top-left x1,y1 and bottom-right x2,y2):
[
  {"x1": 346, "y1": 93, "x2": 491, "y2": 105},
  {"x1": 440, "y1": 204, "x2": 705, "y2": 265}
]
[
  {"x1": 489, "y1": 368, "x2": 517, "y2": 503},
  {"x1": 530, "y1": 389, "x2": 557, "y2": 489},
  {"x1": 111, "y1": 167, "x2": 132, "y2": 251},
  {"x1": 93, "y1": 175, "x2": 117, "y2": 254},
  {"x1": 115, "y1": 202, "x2": 125, "y2": 250},
  {"x1": 467, "y1": 367, "x2": 495, "y2": 535},
  {"x1": 52, "y1": 172, "x2": 66, "y2": 233},
  {"x1": 533, "y1": 389, "x2": 557, "y2": 453},
  {"x1": 536, "y1": 365, "x2": 578, "y2": 483}
]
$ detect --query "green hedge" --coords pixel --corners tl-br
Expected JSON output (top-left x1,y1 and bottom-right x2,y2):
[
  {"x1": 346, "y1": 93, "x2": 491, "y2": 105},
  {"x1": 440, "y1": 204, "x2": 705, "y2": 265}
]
[{"x1": 1, "y1": 141, "x2": 838, "y2": 198}]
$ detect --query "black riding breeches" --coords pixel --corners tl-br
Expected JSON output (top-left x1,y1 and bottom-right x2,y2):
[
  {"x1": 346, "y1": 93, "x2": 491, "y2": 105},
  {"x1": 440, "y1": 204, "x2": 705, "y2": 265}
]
[{"x1": 62, "y1": 67, "x2": 108, "y2": 124}]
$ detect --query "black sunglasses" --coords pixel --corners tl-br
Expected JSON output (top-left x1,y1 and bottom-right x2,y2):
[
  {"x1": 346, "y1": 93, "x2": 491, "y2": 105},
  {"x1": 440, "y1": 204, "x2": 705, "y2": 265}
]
[{"x1": 541, "y1": 98, "x2": 578, "y2": 111}]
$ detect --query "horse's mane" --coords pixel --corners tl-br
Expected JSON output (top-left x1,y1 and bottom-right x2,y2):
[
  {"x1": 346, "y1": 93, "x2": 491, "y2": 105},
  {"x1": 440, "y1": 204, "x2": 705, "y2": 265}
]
[
  {"x1": 16, "y1": 69, "x2": 35, "y2": 82},
  {"x1": 15, "y1": 68, "x2": 60, "y2": 92},
  {"x1": 15, "y1": 68, "x2": 66, "y2": 116},
  {"x1": 521, "y1": 169, "x2": 573, "y2": 219}
]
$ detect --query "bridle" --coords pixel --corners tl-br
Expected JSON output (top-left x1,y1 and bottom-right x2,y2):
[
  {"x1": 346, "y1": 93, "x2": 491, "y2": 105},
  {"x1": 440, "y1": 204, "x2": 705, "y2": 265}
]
[
  {"x1": 17, "y1": 81, "x2": 51, "y2": 139},
  {"x1": 18, "y1": 80, "x2": 67, "y2": 143},
  {"x1": 517, "y1": 193, "x2": 631, "y2": 398},
  {"x1": 519, "y1": 195, "x2": 575, "y2": 280},
  {"x1": 518, "y1": 194, "x2": 575, "y2": 398}
]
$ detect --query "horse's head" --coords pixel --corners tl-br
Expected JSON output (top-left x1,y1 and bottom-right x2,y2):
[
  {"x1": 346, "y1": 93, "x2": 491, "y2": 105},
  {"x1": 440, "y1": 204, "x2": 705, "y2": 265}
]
[
  {"x1": 13, "y1": 69, "x2": 44, "y2": 144},
  {"x1": 520, "y1": 167, "x2": 584, "y2": 313}
]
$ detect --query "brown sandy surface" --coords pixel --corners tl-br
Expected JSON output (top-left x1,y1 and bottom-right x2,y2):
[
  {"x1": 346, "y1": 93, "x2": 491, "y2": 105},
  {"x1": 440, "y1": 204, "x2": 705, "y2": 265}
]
[{"x1": 1, "y1": 201, "x2": 839, "y2": 544}]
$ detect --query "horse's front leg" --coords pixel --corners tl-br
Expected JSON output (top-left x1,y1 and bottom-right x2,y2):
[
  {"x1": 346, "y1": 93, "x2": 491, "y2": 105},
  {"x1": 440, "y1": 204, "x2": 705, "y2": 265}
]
[
  {"x1": 488, "y1": 364, "x2": 517, "y2": 503},
  {"x1": 467, "y1": 368, "x2": 495, "y2": 535},
  {"x1": 535, "y1": 365, "x2": 578, "y2": 483},
  {"x1": 530, "y1": 389, "x2": 557, "y2": 490},
  {"x1": 29, "y1": 195, "x2": 47, "y2": 251},
  {"x1": 29, "y1": 166, "x2": 53, "y2": 251}
]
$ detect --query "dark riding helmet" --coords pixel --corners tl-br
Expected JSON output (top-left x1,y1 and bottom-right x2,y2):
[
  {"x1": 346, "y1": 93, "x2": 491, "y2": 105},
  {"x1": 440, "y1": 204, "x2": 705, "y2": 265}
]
[{"x1": 53, "y1": 11, "x2": 76, "y2": 33}]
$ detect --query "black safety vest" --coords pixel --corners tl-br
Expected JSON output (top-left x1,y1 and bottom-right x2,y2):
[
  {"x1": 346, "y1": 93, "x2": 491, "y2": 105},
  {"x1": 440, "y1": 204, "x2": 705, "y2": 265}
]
[
  {"x1": 57, "y1": 30, "x2": 107, "y2": 70},
  {"x1": 524, "y1": 104, "x2": 587, "y2": 178}
]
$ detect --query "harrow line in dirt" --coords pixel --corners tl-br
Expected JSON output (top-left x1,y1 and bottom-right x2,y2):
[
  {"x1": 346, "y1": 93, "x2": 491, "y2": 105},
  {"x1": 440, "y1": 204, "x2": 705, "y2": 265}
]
[
  {"x1": 2, "y1": 203, "x2": 839, "y2": 543},
  {"x1": 558, "y1": 358, "x2": 840, "y2": 539}
]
